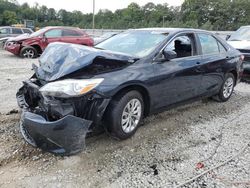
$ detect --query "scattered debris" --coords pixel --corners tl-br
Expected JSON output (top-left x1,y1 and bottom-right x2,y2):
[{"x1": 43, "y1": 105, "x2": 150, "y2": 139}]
[
  {"x1": 196, "y1": 162, "x2": 205, "y2": 169},
  {"x1": 6, "y1": 109, "x2": 18, "y2": 115},
  {"x1": 176, "y1": 141, "x2": 250, "y2": 188},
  {"x1": 150, "y1": 164, "x2": 159, "y2": 176}
]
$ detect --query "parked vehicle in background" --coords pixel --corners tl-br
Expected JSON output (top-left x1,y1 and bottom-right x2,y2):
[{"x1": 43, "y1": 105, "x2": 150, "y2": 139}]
[
  {"x1": 93, "y1": 32, "x2": 119, "y2": 44},
  {"x1": 227, "y1": 26, "x2": 250, "y2": 81},
  {"x1": 17, "y1": 28, "x2": 243, "y2": 155},
  {"x1": 0, "y1": 26, "x2": 33, "y2": 48},
  {"x1": 5, "y1": 26, "x2": 94, "y2": 58},
  {"x1": 0, "y1": 26, "x2": 33, "y2": 38}
]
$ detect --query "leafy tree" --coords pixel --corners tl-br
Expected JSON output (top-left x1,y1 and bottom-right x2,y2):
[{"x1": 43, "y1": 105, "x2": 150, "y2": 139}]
[
  {"x1": 0, "y1": 0, "x2": 250, "y2": 30},
  {"x1": 2, "y1": 10, "x2": 17, "y2": 25}
]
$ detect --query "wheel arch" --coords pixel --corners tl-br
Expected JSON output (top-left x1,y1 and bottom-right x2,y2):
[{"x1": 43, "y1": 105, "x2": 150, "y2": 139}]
[
  {"x1": 228, "y1": 69, "x2": 238, "y2": 86},
  {"x1": 30, "y1": 44, "x2": 42, "y2": 55},
  {"x1": 110, "y1": 84, "x2": 151, "y2": 117}
]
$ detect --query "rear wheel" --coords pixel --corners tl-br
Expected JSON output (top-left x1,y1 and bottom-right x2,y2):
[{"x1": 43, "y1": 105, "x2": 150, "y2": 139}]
[
  {"x1": 213, "y1": 73, "x2": 235, "y2": 102},
  {"x1": 20, "y1": 46, "x2": 38, "y2": 58},
  {"x1": 105, "y1": 90, "x2": 144, "y2": 140}
]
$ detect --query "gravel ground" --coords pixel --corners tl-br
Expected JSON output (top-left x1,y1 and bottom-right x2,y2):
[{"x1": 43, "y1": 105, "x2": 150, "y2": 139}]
[{"x1": 0, "y1": 50, "x2": 250, "y2": 188}]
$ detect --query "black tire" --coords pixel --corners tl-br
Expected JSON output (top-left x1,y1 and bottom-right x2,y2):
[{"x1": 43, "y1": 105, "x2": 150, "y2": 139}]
[
  {"x1": 213, "y1": 73, "x2": 235, "y2": 102},
  {"x1": 105, "y1": 90, "x2": 144, "y2": 140},
  {"x1": 20, "y1": 46, "x2": 38, "y2": 58}
]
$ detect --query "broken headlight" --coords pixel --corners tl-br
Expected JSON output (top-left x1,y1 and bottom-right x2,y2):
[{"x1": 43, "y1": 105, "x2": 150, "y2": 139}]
[{"x1": 39, "y1": 78, "x2": 104, "y2": 98}]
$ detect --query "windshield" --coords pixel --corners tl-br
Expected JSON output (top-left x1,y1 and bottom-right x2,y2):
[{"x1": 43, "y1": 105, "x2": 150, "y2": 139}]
[
  {"x1": 30, "y1": 28, "x2": 47, "y2": 37},
  {"x1": 229, "y1": 27, "x2": 250, "y2": 41},
  {"x1": 95, "y1": 31, "x2": 168, "y2": 58}
]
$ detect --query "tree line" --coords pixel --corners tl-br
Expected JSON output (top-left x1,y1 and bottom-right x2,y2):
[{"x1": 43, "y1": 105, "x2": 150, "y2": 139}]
[{"x1": 0, "y1": 0, "x2": 250, "y2": 31}]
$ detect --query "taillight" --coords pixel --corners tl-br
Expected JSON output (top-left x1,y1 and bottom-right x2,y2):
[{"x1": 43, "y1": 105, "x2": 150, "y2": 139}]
[{"x1": 240, "y1": 55, "x2": 245, "y2": 61}]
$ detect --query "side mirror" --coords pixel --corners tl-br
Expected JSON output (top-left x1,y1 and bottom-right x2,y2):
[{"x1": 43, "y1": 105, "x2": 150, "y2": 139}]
[
  {"x1": 163, "y1": 49, "x2": 177, "y2": 61},
  {"x1": 226, "y1": 35, "x2": 231, "y2": 41}
]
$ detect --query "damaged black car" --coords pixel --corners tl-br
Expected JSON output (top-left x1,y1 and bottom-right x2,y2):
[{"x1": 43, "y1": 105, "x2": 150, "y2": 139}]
[{"x1": 17, "y1": 28, "x2": 244, "y2": 155}]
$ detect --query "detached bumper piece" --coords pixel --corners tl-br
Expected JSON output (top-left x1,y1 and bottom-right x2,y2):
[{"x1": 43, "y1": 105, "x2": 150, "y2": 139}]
[{"x1": 20, "y1": 111, "x2": 92, "y2": 155}]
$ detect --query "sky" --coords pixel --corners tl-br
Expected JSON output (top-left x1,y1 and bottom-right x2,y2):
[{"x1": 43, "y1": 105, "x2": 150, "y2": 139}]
[{"x1": 17, "y1": 0, "x2": 184, "y2": 13}]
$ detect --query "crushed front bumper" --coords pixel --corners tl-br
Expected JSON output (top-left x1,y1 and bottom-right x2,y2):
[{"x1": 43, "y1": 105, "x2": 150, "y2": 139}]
[
  {"x1": 20, "y1": 111, "x2": 91, "y2": 155},
  {"x1": 5, "y1": 42, "x2": 21, "y2": 55},
  {"x1": 17, "y1": 79, "x2": 110, "y2": 155}
]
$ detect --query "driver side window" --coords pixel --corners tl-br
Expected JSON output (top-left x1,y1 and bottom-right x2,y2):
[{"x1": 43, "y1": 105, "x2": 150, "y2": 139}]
[{"x1": 166, "y1": 34, "x2": 196, "y2": 59}]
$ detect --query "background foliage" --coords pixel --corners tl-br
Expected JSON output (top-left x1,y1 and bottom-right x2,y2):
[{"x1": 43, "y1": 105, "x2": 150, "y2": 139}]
[{"x1": 0, "y1": 0, "x2": 250, "y2": 30}]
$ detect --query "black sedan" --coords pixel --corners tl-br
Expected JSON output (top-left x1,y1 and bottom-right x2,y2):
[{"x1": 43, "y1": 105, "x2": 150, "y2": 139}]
[{"x1": 17, "y1": 28, "x2": 244, "y2": 155}]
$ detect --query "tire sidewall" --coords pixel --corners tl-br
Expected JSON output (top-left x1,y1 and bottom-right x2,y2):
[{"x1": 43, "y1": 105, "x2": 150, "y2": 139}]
[
  {"x1": 108, "y1": 91, "x2": 144, "y2": 140},
  {"x1": 219, "y1": 73, "x2": 235, "y2": 102},
  {"x1": 20, "y1": 46, "x2": 37, "y2": 58}
]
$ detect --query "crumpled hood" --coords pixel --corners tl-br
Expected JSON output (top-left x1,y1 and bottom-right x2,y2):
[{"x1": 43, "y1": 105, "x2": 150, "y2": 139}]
[
  {"x1": 36, "y1": 42, "x2": 136, "y2": 81},
  {"x1": 8, "y1": 33, "x2": 31, "y2": 42},
  {"x1": 227, "y1": 40, "x2": 250, "y2": 50}
]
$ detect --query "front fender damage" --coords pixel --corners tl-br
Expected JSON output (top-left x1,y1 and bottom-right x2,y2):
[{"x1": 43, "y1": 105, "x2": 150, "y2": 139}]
[{"x1": 17, "y1": 80, "x2": 110, "y2": 155}]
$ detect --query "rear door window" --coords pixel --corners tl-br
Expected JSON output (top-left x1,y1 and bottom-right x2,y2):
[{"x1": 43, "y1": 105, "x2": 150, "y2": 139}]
[
  {"x1": 22, "y1": 28, "x2": 32, "y2": 34},
  {"x1": 12, "y1": 28, "x2": 23, "y2": 34},
  {"x1": 45, "y1": 29, "x2": 62, "y2": 38},
  {"x1": 62, "y1": 29, "x2": 81, "y2": 37},
  {"x1": 198, "y1": 34, "x2": 220, "y2": 54}
]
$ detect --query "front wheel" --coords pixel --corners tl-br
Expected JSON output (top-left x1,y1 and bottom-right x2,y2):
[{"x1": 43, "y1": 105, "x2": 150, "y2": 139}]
[
  {"x1": 20, "y1": 46, "x2": 38, "y2": 58},
  {"x1": 213, "y1": 73, "x2": 235, "y2": 102},
  {"x1": 105, "y1": 90, "x2": 144, "y2": 140}
]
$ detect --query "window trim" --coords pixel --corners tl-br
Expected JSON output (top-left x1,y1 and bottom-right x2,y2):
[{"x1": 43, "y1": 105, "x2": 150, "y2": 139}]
[
  {"x1": 164, "y1": 32, "x2": 199, "y2": 60},
  {"x1": 216, "y1": 40, "x2": 227, "y2": 53}
]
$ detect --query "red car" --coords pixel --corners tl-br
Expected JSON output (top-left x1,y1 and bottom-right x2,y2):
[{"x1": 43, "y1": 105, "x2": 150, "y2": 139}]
[{"x1": 5, "y1": 26, "x2": 94, "y2": 58}]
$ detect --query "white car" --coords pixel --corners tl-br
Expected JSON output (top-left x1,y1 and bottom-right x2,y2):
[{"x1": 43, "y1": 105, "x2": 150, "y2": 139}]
[{"x1": 227, "y1": 26, "x2": 250, "y2": 81}]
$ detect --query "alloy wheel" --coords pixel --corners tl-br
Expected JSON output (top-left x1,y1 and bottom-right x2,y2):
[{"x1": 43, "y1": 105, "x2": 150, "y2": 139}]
[
  {"x1": 121, "y1": 98, "x2": 142, "y2": 133},
  {"x1": 23, "y1": 49, "x2": 35, "y2": 58},
  {"x1": 223, "y1": 77, "x2": 234, "y2": 98}
]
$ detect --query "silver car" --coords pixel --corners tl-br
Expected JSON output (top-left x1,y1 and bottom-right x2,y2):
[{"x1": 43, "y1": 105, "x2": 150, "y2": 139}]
[{"x1": 0, "y1": 27, "x2": 33, "y2": 48}]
